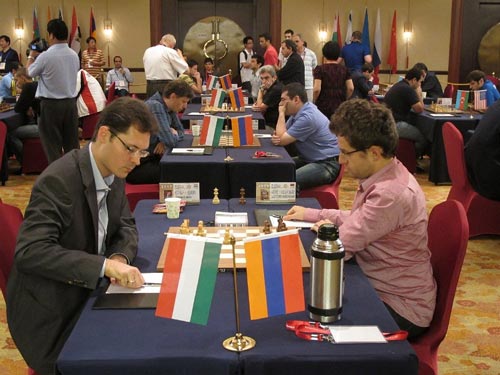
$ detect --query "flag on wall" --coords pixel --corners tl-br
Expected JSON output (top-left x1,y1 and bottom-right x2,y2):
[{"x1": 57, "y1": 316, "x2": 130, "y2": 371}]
[
  {"x1": 155, "y1": 234, "x2": 222, "y2": 325},
  {"x1": 345, "y1": 10, "x2": 353, "y2": 45},
  {"x1": 32, "y1": 8, "x2": 40, "y2": 39},
  {"x1": 244, "y1": 230, "x2": 305, "y2": 320},
  {"x1": 209, "y1": 89, "x2": 226, "y2": 108},
  {"x1": 373, "y1": 8, "x2": 382, "y2": 79},
  {"x1": 199, "y1": 115, "x2": 225, "y2": 146},
  {"x1": 362, "y1": 8, "x2": 371, "y2": 54},
  {"x1": 47, "y1": 6, "x2": 51, "y2": 22},
  {"x1": 219, "y1": 74, "x2": 232, "y2": 90},
  {"x1": 455, "y1": 90, "x2": 470, "y2": 110},
  {"x1": 231, "y1": 115, "x2": 253, "y2": 146},
  {"x1": 206, "y1": 75, "x2": 218, "y2": 90},
  {"x1": 387, "y1": 10, "x2": 398, "y2": 74},
  {"x1": 228, "y1": 87, "x2": 244, "y2": 109},
  {"x1": 89, "y1": 7, "x2": 97, "y2": 40},
  {"x1": 69, "y1": 6, "x2": 81, "y2": 55},
  {"x1": 473, "y1": 90, "x2": 487, "y2": 110},
  {"x1": 332, "y1": 13, "x2": 342, "y2": 48}
]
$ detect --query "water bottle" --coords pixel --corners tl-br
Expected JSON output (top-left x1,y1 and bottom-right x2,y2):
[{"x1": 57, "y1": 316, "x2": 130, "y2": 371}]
[{"x1": 309, "y1": 223, "x2": 345, "y2": 323}]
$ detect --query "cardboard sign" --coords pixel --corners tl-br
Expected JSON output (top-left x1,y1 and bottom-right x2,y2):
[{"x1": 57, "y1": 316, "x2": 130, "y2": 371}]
[
  {"x1": 255, "y1": 182, "x2": 297, "y2": 204},
  {"x1": 159, "y1": 183, "x2": 200, "y2": 204}
]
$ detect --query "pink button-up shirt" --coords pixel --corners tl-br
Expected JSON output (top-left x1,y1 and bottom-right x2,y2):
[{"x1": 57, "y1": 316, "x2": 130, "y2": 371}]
[{"x1": 304, "y1": 159, "x2": 436, "y2": 327}]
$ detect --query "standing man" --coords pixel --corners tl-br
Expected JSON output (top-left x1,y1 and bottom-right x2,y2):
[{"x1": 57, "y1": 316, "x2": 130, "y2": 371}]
[
  {"x1": 272, "y1": 83, "x2": 340, "y2": 190},
  {"x1": 0, "y1": 35, "x2": 19, "y2": 74},
  {"x1": 127, "y1": 80, "x2": 193, "y2": 184},
  {"x1": 259, "y1": 33, "x2": 279, "y2": 69},
  {"x1": 277, "y1": 39, "x2": 305, "y2": 86},
  {"x1": 284, "y1": 99, "x2": 436, "y2": 339},
  {"x1": 81, "y1": 36, "x2": 105, "y2": 80},
  {"x1": 293, "y1": 33, "x2": 318, "y2": 102},
  {"x1": 249, "y1": 54, "x2": 264, "y2": 102},
  {"x1": 143, "y1": 34, "x2": 188, "y2": 99},
  {"x1": 106, "y1": 55, "x2": 134, "y2": 97},
  {"x1": 339, "y1": 31, "x2": 372, "y2": 75},
  {"x1": 467, "y1": 70, "x2": 500, "y2": 107},
  {"x1": 27, "y1": 18, "x2": 80, "y2": 164},
  {"x1": 252, "y1": 65, "x2": 283, "y2": 129},
  {"x1": 278, "y1": 28, "x2": 294, "y2": 68},
  {"x1": 239, "y1": 36, "x2": 254, "y2": 93},
  {"x1": 7, "y1": 97, "x2": 159, "y2": 375}
]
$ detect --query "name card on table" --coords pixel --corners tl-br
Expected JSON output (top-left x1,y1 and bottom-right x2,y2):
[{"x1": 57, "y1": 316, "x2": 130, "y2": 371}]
[
  {"x1": 255, "y1": 182, "x2": 297, "y2": 204},
  {"x1": 159, "y1": 183, "x2": 200, "y2": 204}
]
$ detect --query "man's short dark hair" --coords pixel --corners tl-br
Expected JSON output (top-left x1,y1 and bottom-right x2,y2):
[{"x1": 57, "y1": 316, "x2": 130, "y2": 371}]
[
  {"x1": 204, "y1": 57, "x2": 214, "y2": 64},
  {"x1": 282, "y1": 39, "x2": 297, "y2": 52},
  {"x1": 405, "y1": 67, "x2": 423, "y2": 81},
  {"x1": 412, "y1": 62, "x2": 428, "y2": 73},
  {"x1": 362, "y1": 62, "x2": 374, "y2": 73},
  {"x1": 251, "y1": 54, "x2": 264, "y2": 67},
  {"x1": 467, "y1": 70, "x2": 485, "y2": 83},
  {"x1": 6, "y1": 61, "x2": 19, "y2": 73},
  {"x1": 47, "y1": 19, "x2": 69, "y2": 41},
  {"x1": 259, "y1": 33, "x2": 272, "y2": 42},
  {"x1": 164, "y1": 80, "x2": 194, "y2": 99},
  {"x1": 93, "y1": 97, "x2": 159, "y2": 140},
  {"x1": 0, "y1": 35, "x2": 11, "y2": 44},
  {"x1": 186, "y1": 59, "x2": 198, "y2": 68},
  {"x1": 322, "y1": 41, "x2": 340, "y2": 60},
  {"x1": 113, "y1": 55, "x2": 122, "y2": 62},
  {"x1": 282, "y1": 82, "x2": 308, "y2": 103},
  {"x1": 352, "y1": 31, "x2": 362, "y2": 40},
  {"x1": 284, "y1": 29, "x2": 294, "y2": 35},
  {"x1": 331, "y1": 99, "x2": 398, "y2": 158},
  {"x1": 86, "y1": 36, "x2": 96, "y2": 44},
  {"x1": 243, "y1": 36, "x2": 253, "y2": 45}
]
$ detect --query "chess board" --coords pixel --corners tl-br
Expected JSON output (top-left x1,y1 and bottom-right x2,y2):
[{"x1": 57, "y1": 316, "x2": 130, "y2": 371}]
[
  {"x1": 426, "y1": 104, "x2": 464, "y2": 114},
  {"x1": 0, "y1": 104, "x2": 14, "y2": 113},
  {"x1": 192, "y1": 135, "x2": 260, "y2": 148},
  {"x1": 200, "y1": 106, "x2": 245, "y2": 113},
  {"x1": 157, "y1": 226, "x2": 310, "y2": 271}
]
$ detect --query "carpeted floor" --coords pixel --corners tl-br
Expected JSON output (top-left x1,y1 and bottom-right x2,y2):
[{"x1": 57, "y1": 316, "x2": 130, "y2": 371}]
[{"x1": 0, "y1": 158, "x2": 499, "y2": 374}]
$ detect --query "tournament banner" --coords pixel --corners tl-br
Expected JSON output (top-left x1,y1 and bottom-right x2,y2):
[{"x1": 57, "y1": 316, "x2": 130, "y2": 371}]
[
  {"x1": 199, "y1": 115, "x2": 225, "y2": 146},
  {"x1": 244, "y1": 230, "x2": 305, "y2": 320},
  {"x1": 455, "y1": 90, "x2": 469, "y2": 110},
  {"x1": 156, "y1": 234, "x2": 222, "y2": 325},
  {"x1": 231, "y1": 116, "x2": 254, "y2": 146},
  {"x1": 206, "y1": 75, "x2": 218, "y2": 90},
  {"x1": 474, "y1": 90, "x2": 487, "y2": 110},
  {"x1": 209, "y1": 89, "x2": 226, "y2": 108},
  {"x1": 228, "y1": 87, "x2": 245, "y2": 109},
  {"x1": 219, "y1": 74, "x2": 232, "y2": 90}
]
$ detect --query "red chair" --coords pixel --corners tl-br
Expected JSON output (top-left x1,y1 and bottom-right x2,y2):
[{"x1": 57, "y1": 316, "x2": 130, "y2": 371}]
[
  {"x1": 125, "y1": 183, "x2": 160, "y2": 212},
  {"x1": 442, "y1": 122, "x2": 500, "y2": 237},
  {"x1": 22, "y1": 138, "x2": 48, "y2": 174},
  {"x1": 298, "y1": 165, "x2": 344, "y2": 209},
  {"x1": 0, "y1": 121, "x2": 7, "y2": 185},
  {"x1": 81, "y1": 112, "x2": 100, "y2": 140},
  {"x1": 396, "y1": 138, "x2": 417, "y2": 174},
  {"x1": 410, "y1": 199, "x2": 469, "y2": 375},
  {"x1": 107, "y1": 81, "x2": 117, "y2": 104},
  {"x1": 0, "y1": 199, "x2": 23, "y2": 298},
  {"x1": 443, "y1": 84, "x2": 456, "y2": 99}
]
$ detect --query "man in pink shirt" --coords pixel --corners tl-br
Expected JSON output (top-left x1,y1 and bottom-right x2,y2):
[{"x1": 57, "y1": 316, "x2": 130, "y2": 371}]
[
  {"x1": 259, "y1": 32, "x2": 278, "y2": 69},
  {"x1": 285, "y1": 99, "x2": 436, "y2": 339}
]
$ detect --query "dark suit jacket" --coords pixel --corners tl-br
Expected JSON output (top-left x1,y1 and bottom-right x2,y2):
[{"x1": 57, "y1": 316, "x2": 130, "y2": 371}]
[
  {"x1": 277, "y1": 52, "x2": 305, "y2": 86},
  {"x1": 6, "y1": 145, "x2": 138, "y2": 375}
]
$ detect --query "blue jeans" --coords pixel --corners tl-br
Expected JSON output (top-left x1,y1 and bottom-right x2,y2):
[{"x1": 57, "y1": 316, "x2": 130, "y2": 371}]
[
  {"x1": 294, "y1": 157, "x2": 340, "y2": 191},
  {"x1": 396, "y1": 121, "x2": 429, "y2": 157},
  {"x1": 8, "y1": 124, "x2": 40, "y2": 163}
]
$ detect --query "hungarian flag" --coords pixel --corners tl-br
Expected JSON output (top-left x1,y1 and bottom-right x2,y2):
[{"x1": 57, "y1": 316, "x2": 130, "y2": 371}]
[
  {"x1": 199, "y1": 115, "x2": 225, "y2": 146},
  {"x1": 473, "y1": 90, "x2": 487, "y2": 110},
  {"x1": 209, "y1": 88, "x2": 226, "y2": 108},
  {"x1": 231, "y1": 115, "x2": 253, "y2": 146},
  {"x1": 89, "y1": 7, "x2": 97, "y2": 40},
  {"x1": 244, "y1": 230, "x2": 305, "y2": 320},
  {"x1": 206, "y1": 75, "x2": 218, "y2": 90},
  {"x1": 373, "y1": 8, "x2": 382, "y2": 79},
  {"x1": 455, "y1": 90, "x2": 470, "y2": 110},
  {"x1": 219, "y1": 74, "x2": 232, "y2": 90},
  {"x1": 228, "y1": 87, "x2": 244, "y2": 109},
  {"x1": 331, "y1": 13, "x2": 342, "y2": 48},
  {"x1": 345, "y1": 10, "x2": 353, "y2": 45},
  {"x1": 387, "y1": 10, "x2": 398, "y2": 74},
  {"x1": 362, "y1": 8, "x2": 371, "y2": 54},
  {"x1": 69, "y1": 6, "x2": 81, "y2": 55},
  {"x1": 156, "y1": 234, "x2": 222, "y2": 325},
  {"x1": 32, "y1": 8, "x2": 40, "y2": 39}
]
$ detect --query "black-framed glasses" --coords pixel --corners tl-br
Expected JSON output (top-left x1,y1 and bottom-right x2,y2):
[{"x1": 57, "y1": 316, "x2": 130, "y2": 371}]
[
  {"x1": 340, "y1": 148, "x2": 366, "y2": 157},
  {"x1": 108, "y1": 128, "x2": 150, "y2": 158}
]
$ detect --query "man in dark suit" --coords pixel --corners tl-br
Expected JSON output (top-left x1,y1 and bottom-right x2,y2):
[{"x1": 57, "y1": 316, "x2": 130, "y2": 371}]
[
  {"x1": 277, "y1": 39, "x2": 305, "y2": 86},
  {"x1": 6, "y1": 97, "x2": 158, "y2": 375}
]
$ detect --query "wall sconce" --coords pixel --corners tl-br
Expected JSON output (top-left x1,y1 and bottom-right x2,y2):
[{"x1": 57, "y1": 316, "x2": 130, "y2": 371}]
[
  {"x1": 403, "y1": 21, "x2": 413, "y2": 42},
  {"x1": 318, "y1": 22, "x2": 328, "y2": 43},
  {"x1": 104, "y1": 19, "x2": 113, "y2": 40},
  {"x1": 14, "y1": 18, "x2": 24, "y2": 39}
]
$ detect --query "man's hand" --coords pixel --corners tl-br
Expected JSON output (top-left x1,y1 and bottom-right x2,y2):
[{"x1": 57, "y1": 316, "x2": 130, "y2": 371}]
[
  {"x1": 105, "y1": 258, "x2": 145, "y2": 289},
  {"x1": 154, "y1": 142, "x2": 166, "y2": 155},
  {"x1": 271, "y1": 133, "x2": 281, "y2": 145},
  {"x1": 311, "y1": 219, "x2": 333, "y2": 233},
  {"x1": 284, "y1": 205, "x2": 307, "y2": 221}
]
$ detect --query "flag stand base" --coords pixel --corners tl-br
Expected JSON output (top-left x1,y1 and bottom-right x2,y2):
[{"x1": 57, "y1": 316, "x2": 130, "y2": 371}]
[{"x1": 223, "y1": 332, "x2": 256, "y2": 352}]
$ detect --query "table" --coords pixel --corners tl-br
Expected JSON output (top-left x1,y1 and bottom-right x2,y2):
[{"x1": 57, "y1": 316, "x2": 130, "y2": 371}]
[
  {"x1": 181, "y1": 103, "x2": 265, "y2": 129},
  {"x1": 0, "y1": 109, "x2": 22, "y2": 185},
  {"x1": 410, "y1": 111, "x2": 481, "y2": 184},
  {"x1": 57, "y1": 199, "x2": 418, "y2": 375}
]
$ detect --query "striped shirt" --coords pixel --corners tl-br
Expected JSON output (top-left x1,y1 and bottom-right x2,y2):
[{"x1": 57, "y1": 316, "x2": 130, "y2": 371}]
[
  {"x1": 299, "y1": 48, "x2": 317, "y2": 90},
  {"x1": 81, "y1": 49, "x2": 105, "y2": 78}
]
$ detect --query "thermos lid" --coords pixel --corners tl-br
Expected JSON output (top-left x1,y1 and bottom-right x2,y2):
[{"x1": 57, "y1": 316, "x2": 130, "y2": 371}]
[{"x1": 317, "y1": 223, "x2": 339, "y2": 240}]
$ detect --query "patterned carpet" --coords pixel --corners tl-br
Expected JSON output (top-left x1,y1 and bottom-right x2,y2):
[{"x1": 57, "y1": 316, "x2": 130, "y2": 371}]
[{"x1": 0, "y1": 158, "x2": 499, "y2": 374}]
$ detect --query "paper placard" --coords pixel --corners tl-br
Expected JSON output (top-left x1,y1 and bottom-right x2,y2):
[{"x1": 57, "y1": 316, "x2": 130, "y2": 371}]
[
  {"x1": 159, "y1": 182, "x2": 200, "y2": 204},
  {"x1": 214, "y1": 211, "x2": 248, "y2": 226},
  {"x1": 328, "y1": 326, "x2": 387, "y2": 343},
  {"x1": 256, "y1": 182, "x2": 296, "y2": 204}
]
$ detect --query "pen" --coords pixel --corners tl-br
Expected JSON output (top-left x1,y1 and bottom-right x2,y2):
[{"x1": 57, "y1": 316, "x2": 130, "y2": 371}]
[{"x1": 142, "y1": 282, "x2": 162, "y2": 286}]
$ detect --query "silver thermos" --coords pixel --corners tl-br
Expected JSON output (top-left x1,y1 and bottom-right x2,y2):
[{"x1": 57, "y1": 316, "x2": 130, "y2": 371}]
[{"x1": 309, "y1": 223, "x2": 345, "y2": 323}]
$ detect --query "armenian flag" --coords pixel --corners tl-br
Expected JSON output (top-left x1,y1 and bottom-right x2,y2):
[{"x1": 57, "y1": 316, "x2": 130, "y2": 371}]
[
  {"x1": 156, "y1": 234, "x2": 222, "y2": 325},
  {"x1": 455, "y1": 90, "x2": 469, "y2": 110},
  {"x1": 231, "y1": 116, "x2": 253, "y2": 146},
  {"x1": 199, "y1": 115, "x2": 225, "y2": 146},
  {"x1": 244, "y1": 230, "x2": 305, "y2": 320},
  {"x1": 228, "y1": 87, "x2": 245, "y2": 109},
  {"x1": 219, "y1": 74, "x2": 232, "y2": 90},
  {"x1": 89, "y1": 7, "x2": 96, "y2": 39},
  {"x1": 206, "y1": 75, "x2": 218, "y2": 90},
  {"x1": 209, "y1": 89, "x2": 226, "y2": 108}
]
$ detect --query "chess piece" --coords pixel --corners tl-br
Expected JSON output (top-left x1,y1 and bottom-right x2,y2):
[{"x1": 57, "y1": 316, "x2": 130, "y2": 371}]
[
  {"x1": 263, "y1": 220, "x2": 272, "y2": 234},
  {"x1": 239, "y1": 187, "x2": 246, "y2": 205},
  {"x1": 223, "y1": 228, "x2": 232, "y2": 244},
  {"x1": 277, "y1": 217, "x2": 287, "y2": 232},
  {"x1": 212, "y1": 187, "x2": 220, "y2": 204},
  {"x1": 180, "y1": 219, "x2": 190, "y2": 234},
  {"x1": 197, "y1": 220, "x2": 206, "y2": 236}
]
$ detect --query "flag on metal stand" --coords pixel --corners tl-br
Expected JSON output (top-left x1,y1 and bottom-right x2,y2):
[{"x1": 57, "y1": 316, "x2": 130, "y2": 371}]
[
  {"x1": 228, "y1": 87, "x2": 244, "y2": 109},
  {"x1": 362, "y1": 8, "x2": 371, "y2": 53},
  {"x1": 387, "y1": 10, "x2": 398, "y2": 78},
  {"x1": 89, "y1": 7, "x2": 97, "y2": 40},
  {"x1": 69, "y1": 6, "x2": 81, "y2": 56},
  {"x1": 219, "y1": 74, "x2": 232, "y2": 90},
  {"x1": 32, "y1": 8, "x2": 40, "y2": 39},
  {"x1": 209, "y1": 89, "x2": 226, "y2": 108},
  {"x1": 345, "y1": 10, "x2": 353, "y2": 45},
  {"x1": 231, "y1": 116, "x2": 253, "y2": 146},
  {"x1": 332, "y1": 13, "x2": 342, "y2": 48},
  {"x1": 200, "y1": 115, "x2": 225, "y2": 146},
  {"x1": 455, "y1": 90, "x2": 470, "y2": 110},
  {"x1": 473, "y1": 90, "x2": 487, "y2": 110},
  {"x1": 206, "y1": 75, "x2": 218, "y2": 90},
  {"x1": 372, "y1": 8, "x2": 382, "y2": 83}
]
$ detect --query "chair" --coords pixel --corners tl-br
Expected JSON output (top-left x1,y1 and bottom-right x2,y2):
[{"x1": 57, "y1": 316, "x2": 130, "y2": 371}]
[
  {"x1": 125, "y1": 183, "x2": 160, "y2": 212},
  {"x1": 22, "y1": 138, "x2": 48, "y2": 174},
  {"x1": 0, "y1": 121, "x2": 7, "y2": 185},
  {"x1": 0, "y1": 199, "x2": 23, "y2": 298},
  {"x1": 442, "y1": 84, "x2": 456, "y2": 99},
  {"x1": 410, "y1": 200, "x2": 469, "y2": 375},
  {"x1": 81, "y1": 112, "x2": 100, "y2": 140},
  {"x1": 442, "y1": 122, "x2": 500, "y2": 237},
  {"x1": 298, "y1": 165, "x2": 344, "y2": 209},
  {"x1": 107, "y1": 81, "x2": 117, "y2": 104},
  {"x1": 396, "y1": 138, "x2": 417, "y2": 174}
]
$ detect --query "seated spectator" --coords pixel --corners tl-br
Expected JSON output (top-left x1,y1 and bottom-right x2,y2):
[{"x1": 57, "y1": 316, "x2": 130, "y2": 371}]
[
  {"x1": 352, "y1": 62, "x2": 374, "y2": 99},
  {"x1": 0, "y1": 60, "x2": 19, "y2": 98},
  {"x1": 178, "y1": 59, "x2": 202, "y2": 95},
  {"x1": 106, "y1": 55, "x2": 133, "y2": 97},
  {"x1": 467, "y1": 69, "x2": 500, "y2": 107},
  {"x1": 284, "y1": 99, "x2": 436, "y2": 339},
  {"x1": 252, "y1": 65, "x2": 283, "y2": 129},
  {"x1": 126, "y1": 80, "x2": 193, "y2": 184},
  {"x1": 412, "y1": 62, "x2": 443, "y2": 99},
  {"x1": 249, "y1": 54, "x2": 264, "y2": 102}
]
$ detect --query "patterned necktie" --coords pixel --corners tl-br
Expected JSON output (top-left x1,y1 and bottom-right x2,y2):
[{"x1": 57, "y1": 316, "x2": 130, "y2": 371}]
[{"x1": 97, "y1": 189, "x2": 109, "y2": 255}]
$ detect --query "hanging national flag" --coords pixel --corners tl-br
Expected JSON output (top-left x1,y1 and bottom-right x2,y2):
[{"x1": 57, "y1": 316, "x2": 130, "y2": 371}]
[
  {"x1": 244, "y1": 230, "x2": 305, "y2": 320},
  {"x1": 32, "y1": 8, "x2": 40, "y2": 39},
  {"x1": 231, "y1": 116, "x2": 254, "y2": 146},
  {"x1": 206, "y1": 75, "x2": 218, "y2": 90},
  {"x1": 345, "y1": 10, "x2": 353, "y2": 45},
  {"x1": 199, "y1": 115, "x2": 225, "y2": 146},
  {"x1": 332, "y1": 13, "x2": 342, "y2": 48},
  {"x1": 455, "y1": 90, "x2": 470, "y2": 110},
  {"x1": 58, "y1": 7, "x2": 63, "y2": 20},
  {"x1": 373, "y1": 8, "x2": 382, "y2": 81},
  {"x1": 69, "y1": 6, "x2": 81, "y2": 55},
  {"x1": 362, "y1": 8, "x2": 371, "y2": 54},
  {"x1": 473, "y1": 90, "x2": 487, "y2": 110},
  {"x1": 228, "y1": 87, "x2": 244, "y2": 109},
  {"x1": 387, "y1": 10, "x2": 398, "y2": 74},
  {"x1": 209, "y1": 89, "x2": 226, "y2": 108},
  {"x1": 155, "y1": 234, "x2": 222, "y2": 325},
  {"x1": 219, "y1": 74, "x2": 232, "y2": 90},
  {"x1": 47, "y1": 6, "x2": 51, "y2": 21},
  {"x1": 89, "y1": 7, "x2": 97, "y2": 40}
]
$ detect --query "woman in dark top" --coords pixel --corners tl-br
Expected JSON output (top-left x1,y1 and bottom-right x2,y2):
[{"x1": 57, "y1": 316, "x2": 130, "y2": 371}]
[{"x1": 313, "y1": 41, "x2": 353, "y2": 119}]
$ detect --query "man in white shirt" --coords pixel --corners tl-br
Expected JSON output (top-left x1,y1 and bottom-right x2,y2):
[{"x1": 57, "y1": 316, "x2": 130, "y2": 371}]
[
  {"x1": 293, "y1": 33, "x2": 318, "y2": 102},
  {"x1": 239, "y1": 36, "x2": 254, "y2": 93},
  {"x1": 106, "y1": 55, "x2": 133, "y2": 97},
  {"x1": 143, "y1": 34, "x2": 188, "y2": 99}
]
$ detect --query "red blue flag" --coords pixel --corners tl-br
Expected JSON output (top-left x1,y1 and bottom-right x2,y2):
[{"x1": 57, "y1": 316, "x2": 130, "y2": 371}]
[{"x1": 231, "y1": 116, "x2": 253, "y2": 146}]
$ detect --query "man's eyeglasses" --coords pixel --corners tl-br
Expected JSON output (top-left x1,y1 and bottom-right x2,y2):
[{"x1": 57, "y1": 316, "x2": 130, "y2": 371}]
[
  {"x1": 108, "y1": 128, "x2": 150, "y2": 158},
  {"x1": 340, "y1": 148, "x2": 366, "y2": 157}
]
